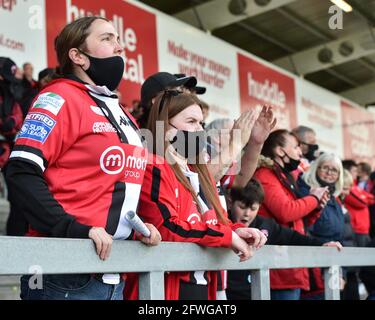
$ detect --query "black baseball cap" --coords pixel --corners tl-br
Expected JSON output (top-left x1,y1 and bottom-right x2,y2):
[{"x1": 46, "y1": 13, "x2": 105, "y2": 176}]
[
  {"x1": 38, "y1": 68, "x2": 54, "y2": 82},
  {"x1": 174, "y1": 73, "x2": 206, "y2": 95},
  {"x1": 0, "y1": 57, "x2": 17, "y2": 82},
  {"x1": 141, "y1": 72, "x2": 197, "y2": 107}
]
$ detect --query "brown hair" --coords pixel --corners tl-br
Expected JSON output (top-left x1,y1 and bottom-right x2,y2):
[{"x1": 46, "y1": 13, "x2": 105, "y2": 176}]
[
  {"x1": 358, "y1": 162, "x2": 372, "y2": 176},
  {"x1": 261, "y1": 129, "x2": 295, "y2": 159},
  {"x1": 54, "y1": 16, "x2": 109, "y2": 75},
  {"x1": 147, "y1": 91, "x2": 228, "y2": 225}
]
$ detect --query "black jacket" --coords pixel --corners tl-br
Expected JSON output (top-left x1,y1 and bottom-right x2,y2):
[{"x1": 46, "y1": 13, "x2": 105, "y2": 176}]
[
  {"x1": 226, "y1": 215, "x2": 324, "y2": 300},
  {"x1": 359, "y1": 238, "x2": 375, "y2": 294}
]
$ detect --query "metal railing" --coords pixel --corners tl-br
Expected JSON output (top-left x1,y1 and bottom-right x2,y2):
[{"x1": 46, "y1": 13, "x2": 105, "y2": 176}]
[{"x1": 1, "y1": 236, "x2": 375, "y2": 300}]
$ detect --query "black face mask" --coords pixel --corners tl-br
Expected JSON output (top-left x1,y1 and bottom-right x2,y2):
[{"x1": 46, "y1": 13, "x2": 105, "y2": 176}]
[
  {"x1": 281, "y1": 150, "x2": 301, "y2": 172},
  {"x1": 169, "y1": 124, "x2": 207, "y2": 163},
  {"x1": 316, "y1": 175, "x2": 336, "y2": 195},
  {"x1": 80, "y1": 51, "x2": 124, "y2": 91},
  {"x1": 304, "y1": 143, "x2": 319, "y2": 162}
]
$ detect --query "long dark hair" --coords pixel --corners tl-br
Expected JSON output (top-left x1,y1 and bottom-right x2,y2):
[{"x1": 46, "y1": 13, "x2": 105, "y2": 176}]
[
  {"x1": 261, "y1": 129, "x2": 302, "y2": 197},
  {"x1": 147, "y1": 91, "x2": 228, "y2": 224}
]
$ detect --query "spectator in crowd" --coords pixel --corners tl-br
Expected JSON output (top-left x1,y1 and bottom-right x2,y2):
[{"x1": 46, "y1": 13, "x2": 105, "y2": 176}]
[
  {"x1": 132, "y1": 90, "x2": 267, "y2": 300},
  {"x1": 254, "y1": 129, "x2": 330, "y2": 300},
  {"x1": 203, "y1": 109, "x2": 276, "y2": 299},
  {"x1": 357, "y1": 162, "x2": 372, "y2": 192},
  {"x1": 342, "y1": 159, "x2": 375, "y2": 247},
  {"x1": 225, "y1": 178, "x2": 342, "y2": 300},
  {"x1": 38, "y1": 67, "x2": 55, "y2": 90},
  {"x1": 299, "y1": 153, "x2": 346, "y2": 300},
  {"x1": 0, "y1": 57, "x2": 23, "y2": 167},
  {"x1": 140, "y1": 71, "x2": 275, "y2": 186},
  {"x1": 22, "y1": 62, "x2": 36, "y2": 87},
  {"x1": 291, "y1": 125, "x2": 319, "y2": 171},
  {"x1": 200, "y1": 99, "x2": 209, "y2": 128},
  {"x1": 368, "y1": 171, "x2": 375, "y2": 239},
  {"x1": 342, "y1": 160, "x2": 358, "y2": 182},
  {"x1": 0, "y1": 57, "x2": 24, "y2": 209},
  {"x1": 301, "y1": 153, "x2": 345, "y2": 243},
  {"x1": 340, "y1": 169, "x2": 356, "y2": 247},
  {"x1": 340, "y1": 169, "x2": 360, "y2": 300},
  {"x1": 205, "y1": 118, "x2": 233, "y2": 160},
  {"x1": 19, "y1": 62, "x2": 38, "y2": 117},
  {"x1": 4, "y1": 16, "x2": 161, "y2": 300},
  {"x1": 138, "y1": 72, "x2": 197, "y2": 128}
]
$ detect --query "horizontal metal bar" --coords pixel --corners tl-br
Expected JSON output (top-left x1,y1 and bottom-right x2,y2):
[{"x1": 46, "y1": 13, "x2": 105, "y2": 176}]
[{"x1": 1, "y1": 237, "x2": 375, "y2": 275}]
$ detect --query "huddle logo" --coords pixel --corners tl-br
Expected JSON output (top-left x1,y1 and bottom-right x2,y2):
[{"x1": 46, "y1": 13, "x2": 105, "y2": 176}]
[{"x1": 100, "y1": 146, "x2": 125, "y2": 175}]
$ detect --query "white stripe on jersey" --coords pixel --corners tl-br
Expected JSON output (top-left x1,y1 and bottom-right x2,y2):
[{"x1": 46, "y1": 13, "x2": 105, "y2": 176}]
[
  {"x1": 88, "y1": 92, "x2": 144, "y2": 240},
  {"x1": 88, "y1": 91, "x2": 143, "y2": 148},
  {"x1": 9, "y1": 151, "x2": 45, "y2": 172},
  {"x1": 114, "y1": 182, "x2": 142, "y2": 240},
  {"x1": 87, "y1": 88, "x2": 145, "y2": 285},
  {"x1": 194, "y1": 271, "x2": 208, "y2": 285},
  {"x1": 183, "y1": 169, "x2": 210, "y2": 213}
]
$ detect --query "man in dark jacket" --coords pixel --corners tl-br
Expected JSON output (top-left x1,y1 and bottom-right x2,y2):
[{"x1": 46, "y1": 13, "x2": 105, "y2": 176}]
[
  {"x1": 0, "y1": 57, "x2": 27, "y2": 235},
  {"x1": 225, "y1": 179, "x2": 342, "y2": 300}
]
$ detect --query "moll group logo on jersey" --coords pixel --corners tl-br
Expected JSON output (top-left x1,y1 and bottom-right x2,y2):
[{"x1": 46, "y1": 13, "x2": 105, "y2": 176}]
[
  {"x1": 100, "y1": 145, "x2": 148, "y2": 184},
  {"x1": 45, "y1": 0, "x2": 158, "y2": 107},
  {"x1": 100, "y1": 146, "x2": 125, "y2": 175},
  {"x1": 237, "y1": 53, "x2": 297, "y2": 129}
]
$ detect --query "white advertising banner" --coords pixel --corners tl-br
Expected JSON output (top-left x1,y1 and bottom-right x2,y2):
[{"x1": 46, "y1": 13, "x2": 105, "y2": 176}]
[
  {"x1": 156, "y1": 15, "x2": 240, "y2": 123},
  {"x1": 296, "y1": 80, "x2": 344, "y2": 157},
  {"x1": 0, "y1": 0, "x2": 47, "y2": 75}
]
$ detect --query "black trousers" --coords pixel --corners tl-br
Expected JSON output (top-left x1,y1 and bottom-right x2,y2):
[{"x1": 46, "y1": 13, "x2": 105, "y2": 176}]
[
  {"x1": 179, "y1": 281, "x2": 208, "y2": 300},
  {"x1": 6, "y1": 203, "x2": 28, "y2": 236}
]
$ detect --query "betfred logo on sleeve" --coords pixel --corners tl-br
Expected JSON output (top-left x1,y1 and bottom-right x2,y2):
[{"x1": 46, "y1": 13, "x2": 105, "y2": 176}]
[
  {"x1": 100, "y1": 145, "x2": 148, "y2": 184},
  {"x1": 32, "y1": 92, "x2": 65, "y2": 116},
  {"x1": 17, "y1": 113, "x2": 56, "y2": 144}
]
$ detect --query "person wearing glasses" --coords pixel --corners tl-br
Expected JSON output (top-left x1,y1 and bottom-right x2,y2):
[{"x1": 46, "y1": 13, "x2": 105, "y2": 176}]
[
  {"x1": 302, "y1": 153, "x2": 345, "y2": 244},
  {"x1": 299, "y1": 153, "x2": 346, "y2": 300},
  {"x1": 291, "y1": 126, "x2": 319, "y2": 172}
]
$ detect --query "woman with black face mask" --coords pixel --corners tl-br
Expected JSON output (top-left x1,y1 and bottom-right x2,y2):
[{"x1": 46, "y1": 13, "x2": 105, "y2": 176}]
[
  {"x1": 127, "y1": 91, "x2": 267, "y2": 300},
  {"x1": 254, "y1": 129, "x2": 329, "y2": 300},
  {"x1": 4, "y1": 17, "x2": 161, "y2": 300}
]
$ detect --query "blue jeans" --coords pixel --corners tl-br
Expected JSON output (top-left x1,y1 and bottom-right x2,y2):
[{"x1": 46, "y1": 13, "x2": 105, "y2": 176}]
[
  {"x1": 367, "y1": 292, "x2": 375, "y2": 300},
  {"x1": 271, "y1": 289, "x2": 301, "y2": 300},
  {"x1": 20, "y1": 274, "x2": 124, "y2": 300}
]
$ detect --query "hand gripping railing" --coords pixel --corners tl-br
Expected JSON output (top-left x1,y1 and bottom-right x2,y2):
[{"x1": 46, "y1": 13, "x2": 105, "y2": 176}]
[{"x1": 1, "y1": 236, "x2": 375, "y2": 300}]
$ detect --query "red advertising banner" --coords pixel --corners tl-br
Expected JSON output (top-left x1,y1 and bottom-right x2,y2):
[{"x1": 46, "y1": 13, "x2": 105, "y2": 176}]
[
  {"x1": 237, "y1": 53, "x2": 297, "y2": 129},
  {"x1": 341, "y1": 100, "x2": 375, "y2": 166},
  {"x1": 45, "y1": 0, "x2": 158, "y2": 107}
]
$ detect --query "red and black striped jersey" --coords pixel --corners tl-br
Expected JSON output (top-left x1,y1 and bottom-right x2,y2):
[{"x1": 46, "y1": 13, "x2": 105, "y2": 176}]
[{"x1": 7, "y1": 78, "x2": 148, "y2": 239}]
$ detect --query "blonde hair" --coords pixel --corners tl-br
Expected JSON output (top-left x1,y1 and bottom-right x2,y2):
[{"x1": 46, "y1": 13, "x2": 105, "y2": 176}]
[
  {"x1": 343, "y1": 169, "x2": 354, "y2": 188},
  {"x1": 302, "y1": 153, "x2": 344, "y2": 196}
]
